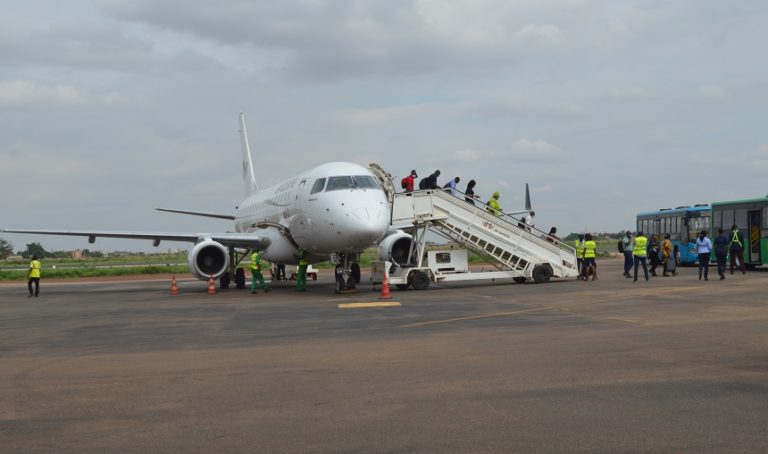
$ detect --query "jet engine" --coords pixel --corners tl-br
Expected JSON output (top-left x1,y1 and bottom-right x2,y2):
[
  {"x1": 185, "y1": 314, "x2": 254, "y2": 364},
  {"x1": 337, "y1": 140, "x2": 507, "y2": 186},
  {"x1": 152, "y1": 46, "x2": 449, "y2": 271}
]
[
  {"x1": 377, "y1": 230, "x2": 414, "y2": 266},
  {"x1": 188, "y1": 239, "x2": 229, "y2": 280}
]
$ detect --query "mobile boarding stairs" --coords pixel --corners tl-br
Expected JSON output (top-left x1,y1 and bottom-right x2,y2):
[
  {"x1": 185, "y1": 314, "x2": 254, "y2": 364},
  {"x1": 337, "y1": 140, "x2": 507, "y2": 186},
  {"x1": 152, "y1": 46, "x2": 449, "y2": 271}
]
[{"x1": 372, "y1": 189, "x2": 579, "y2": 290}]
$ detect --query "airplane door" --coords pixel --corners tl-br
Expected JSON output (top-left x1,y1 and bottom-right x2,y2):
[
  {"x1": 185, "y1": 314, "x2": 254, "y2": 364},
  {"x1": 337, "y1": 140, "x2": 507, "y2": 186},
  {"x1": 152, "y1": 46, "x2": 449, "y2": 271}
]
[{"x1": 748, "y1": 210, "x2": 761, "y2": 263}]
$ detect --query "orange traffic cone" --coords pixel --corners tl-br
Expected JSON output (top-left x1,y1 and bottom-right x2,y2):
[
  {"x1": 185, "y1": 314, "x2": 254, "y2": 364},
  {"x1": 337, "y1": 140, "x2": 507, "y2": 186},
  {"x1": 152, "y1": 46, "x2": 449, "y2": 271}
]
[
  {"x1": 170, "y1": 274, "x2": 180, "y2": 295},
  {"x1": 208, "y1": 275, "x2": 217, "y2": 295},
  {"x1": 379, "y1": 273, "x2": 392, "y2": 299}
]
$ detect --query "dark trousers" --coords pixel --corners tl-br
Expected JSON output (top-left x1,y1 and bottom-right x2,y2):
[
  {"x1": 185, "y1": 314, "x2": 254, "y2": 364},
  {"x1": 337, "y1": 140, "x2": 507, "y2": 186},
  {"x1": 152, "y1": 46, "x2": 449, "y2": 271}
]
[
  {"x1": 729, "y1": 248, "x2": 746, "y2": 274},
  {"x1": 698, "y1": 253, "x2": 710, "y2": 279},
  {"x1": 576, "y1": 258, "x2": 583, "y2": 274},
  {"x1": 623, "y1": 251, "x2": 633, "y2": 275},
  {"x1": 715, "y1": 252, "x2": 727, "y2": 276},
  {"x1": 633, "y1": 256, "x2": 648, "y2": 281},
  {"x1": 649, "y1": 255, "x2": 659, "y2": 276},
  {"x1": 27, "y1": 278, "x2": 40, "y2": 296}
]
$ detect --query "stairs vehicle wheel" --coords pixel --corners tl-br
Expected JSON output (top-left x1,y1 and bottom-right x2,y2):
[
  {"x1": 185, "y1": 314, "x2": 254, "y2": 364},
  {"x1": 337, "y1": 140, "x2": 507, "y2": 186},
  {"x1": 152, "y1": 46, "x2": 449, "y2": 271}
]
[
  {"x1": 410, "y1": 271, "x2": 430, "y2": 291},
  {"x1": 513, "y1": 277, "x2": 527, "y2": 284},
  {"x1": 532, "y1": 265, "x2": 552, "y2": 283}
]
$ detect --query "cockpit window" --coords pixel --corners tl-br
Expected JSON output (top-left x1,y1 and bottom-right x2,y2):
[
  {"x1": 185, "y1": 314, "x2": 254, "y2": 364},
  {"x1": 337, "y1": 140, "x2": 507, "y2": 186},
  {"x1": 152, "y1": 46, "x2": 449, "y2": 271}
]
[
  {"x1": 325, "y1": 175, "x2": 381, "y2": 191},
  {"x1": 310, "y1": 178, "x2": 326, "y2": 194},
  {"x1": 353, "y1": 175, "x2": 379, "y2": 189},
  {"x1": 326, "y1": 176, "x2": 355, "y2": 191}
]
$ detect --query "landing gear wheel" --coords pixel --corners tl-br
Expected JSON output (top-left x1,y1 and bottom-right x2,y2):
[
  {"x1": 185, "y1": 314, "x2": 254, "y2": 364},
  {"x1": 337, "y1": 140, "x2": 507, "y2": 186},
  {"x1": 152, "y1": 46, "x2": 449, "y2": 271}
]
[
  {"x1": 396, "y1": 284, "x2": 409, "y2": 290},
  {"x1": 513, "y1": 277, "x2": 527, "y2": 284},
  {"x1": 335, "y1": 276, "x2": 345, "y2": 294},
  {"x1": 532, "y1": 265, "x2": 552, "y2": 283},
  {"x1": 346, "y1": 276, "x2": 357, "y2": 290},
  {"x1": 351, "y1": 263, "x2": 361, "y2": 284},
  {"x1": 234, "y1": 268, "x2": 246, "y2": 289},
  {"x1": 410, "y1": 271, "x2": 430, "y2": 291},
  {"x1": 220, "y1": 272, "x2": 231, "y2": 289}
]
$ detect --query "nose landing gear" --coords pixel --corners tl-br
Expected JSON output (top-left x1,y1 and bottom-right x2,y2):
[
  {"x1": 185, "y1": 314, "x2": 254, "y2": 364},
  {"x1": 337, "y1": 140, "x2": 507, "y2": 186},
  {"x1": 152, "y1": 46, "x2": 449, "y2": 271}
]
[{"x1": 333, "y1": 252, "x2": 362, "y2": 294}]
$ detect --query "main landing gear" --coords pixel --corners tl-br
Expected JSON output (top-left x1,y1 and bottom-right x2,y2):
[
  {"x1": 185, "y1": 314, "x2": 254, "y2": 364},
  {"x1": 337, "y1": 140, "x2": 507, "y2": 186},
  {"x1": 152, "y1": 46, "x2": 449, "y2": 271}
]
[
  {"x1": 334, "y1": 252, "x2": 362, "y2": 294},
  {"x1": 219, "y1": 247, "x2": 248, "y2": 289}
]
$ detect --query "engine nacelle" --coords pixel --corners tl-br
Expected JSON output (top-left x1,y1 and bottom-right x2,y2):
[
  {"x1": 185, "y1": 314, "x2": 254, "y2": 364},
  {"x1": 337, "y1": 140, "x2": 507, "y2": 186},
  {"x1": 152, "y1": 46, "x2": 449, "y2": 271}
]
[
  {"x1": 378, "y1": 230, "x2": 414, "y2": 265},
  {"x1": 188, "y1": 240, "x2": 230, "y2": 280}
]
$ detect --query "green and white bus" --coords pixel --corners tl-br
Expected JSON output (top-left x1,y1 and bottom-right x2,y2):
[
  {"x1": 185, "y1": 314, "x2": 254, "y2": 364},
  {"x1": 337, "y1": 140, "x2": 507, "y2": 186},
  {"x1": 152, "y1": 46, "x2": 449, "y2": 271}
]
[{"x1": 710, "y1": 195, "x2": 768, "y2": 268}]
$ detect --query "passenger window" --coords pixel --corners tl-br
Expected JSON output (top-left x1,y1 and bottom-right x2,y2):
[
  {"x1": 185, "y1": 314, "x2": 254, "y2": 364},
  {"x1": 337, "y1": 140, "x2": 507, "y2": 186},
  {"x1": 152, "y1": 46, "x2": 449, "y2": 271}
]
[
  {"x1": 310, "y1": 178, "x2": 326, "y2": 194},
  {"x1": 326, "y1": 176, "x2": 354, "y2": 191}
]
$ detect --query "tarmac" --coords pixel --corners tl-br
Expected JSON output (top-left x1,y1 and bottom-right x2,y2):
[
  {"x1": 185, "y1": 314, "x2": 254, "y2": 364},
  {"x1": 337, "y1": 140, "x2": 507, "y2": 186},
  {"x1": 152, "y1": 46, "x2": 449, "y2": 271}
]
[{"x1": 1, "y1": 258, "x2": 767, "y2": 453}]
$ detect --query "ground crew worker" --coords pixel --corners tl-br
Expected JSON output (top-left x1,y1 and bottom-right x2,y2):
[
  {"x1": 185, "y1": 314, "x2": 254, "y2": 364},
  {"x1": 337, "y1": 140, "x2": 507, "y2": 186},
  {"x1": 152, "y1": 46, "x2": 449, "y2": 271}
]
[
  {"x1": 297, "y1": 249, "x2": 308, "y2": 292},
  {"x1": 729, "y1": 224, "x2": 746, "y2": 275},
  {"x1": 249, "y1": 250, "x2": 270, "y2": 294},
  {"x1": 27, "y1": 254, "x2": 41, "y2": 297},
  {"x1": 632, "y1": 230, "x2": 649, "y2": 282},
  {"x1": 582, "y1": 234, "x2": 597, "y2": 281},
  {"x1": 486, "y1": 192, "x2": 501, "y2": 217}
]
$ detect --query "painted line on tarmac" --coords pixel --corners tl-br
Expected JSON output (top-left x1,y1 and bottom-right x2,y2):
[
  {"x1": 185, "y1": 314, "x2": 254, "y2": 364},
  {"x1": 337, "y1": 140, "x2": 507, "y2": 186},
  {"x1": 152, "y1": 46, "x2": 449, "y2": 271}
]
[
  {"x1": 339, "y1": 302, "x2": 402, "y2": 309},
  {"x1": 401, "y1": 306, "x2": 551, "y2": 328}
]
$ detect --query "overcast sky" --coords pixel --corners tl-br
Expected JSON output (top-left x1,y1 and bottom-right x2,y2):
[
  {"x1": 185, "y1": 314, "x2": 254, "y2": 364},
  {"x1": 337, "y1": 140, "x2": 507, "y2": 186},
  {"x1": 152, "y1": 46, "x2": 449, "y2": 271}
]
[{"x1": 2, "y1": 0, "x2": 767, "y2": 252}]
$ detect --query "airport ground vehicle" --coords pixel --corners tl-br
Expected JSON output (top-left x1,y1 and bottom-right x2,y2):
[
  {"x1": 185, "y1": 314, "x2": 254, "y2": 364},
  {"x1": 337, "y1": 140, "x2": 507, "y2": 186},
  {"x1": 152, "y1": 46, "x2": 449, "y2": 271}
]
[
  {"x1": 636, "y1": 205, "x2": 711, "y2": 265},
  {"x1": 371, "y1": 189, "x2": 579, "y2": 290},
  {"x1": 710, "y1": 196, "x2": 768, "y2": 268}
]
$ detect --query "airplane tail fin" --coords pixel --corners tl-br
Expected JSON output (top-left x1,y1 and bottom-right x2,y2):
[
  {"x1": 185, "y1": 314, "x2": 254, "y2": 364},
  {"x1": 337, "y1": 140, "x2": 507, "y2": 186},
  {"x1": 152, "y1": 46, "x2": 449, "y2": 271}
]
[
  {"x1": 524, "y1": 183, "x2": 532, "y2": 211},
  {"x1": 239, "y1": 112, "x2": 259, "y2": 196}
]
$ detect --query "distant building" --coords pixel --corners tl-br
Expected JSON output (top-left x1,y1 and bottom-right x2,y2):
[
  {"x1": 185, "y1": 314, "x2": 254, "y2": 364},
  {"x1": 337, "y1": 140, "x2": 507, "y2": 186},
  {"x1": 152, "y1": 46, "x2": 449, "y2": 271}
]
[{"x1": 71, "y1": 249, "x2": 83, "y2": 259}]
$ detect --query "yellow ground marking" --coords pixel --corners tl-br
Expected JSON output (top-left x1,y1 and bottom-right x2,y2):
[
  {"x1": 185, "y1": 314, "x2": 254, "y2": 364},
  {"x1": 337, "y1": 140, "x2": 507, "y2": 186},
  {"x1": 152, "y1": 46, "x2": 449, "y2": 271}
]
[
  {"x1": 338, "y1": 302, "x2": 402, "y2": 309},
  {"x1": 400, "y1": 307, "x2": 550, "y2": 328}
]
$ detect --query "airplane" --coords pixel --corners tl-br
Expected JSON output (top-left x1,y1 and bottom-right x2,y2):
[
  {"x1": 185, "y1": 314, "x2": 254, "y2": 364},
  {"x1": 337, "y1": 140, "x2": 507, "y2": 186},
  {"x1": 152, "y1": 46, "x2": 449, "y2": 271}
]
[{"x1": 2, "y1": 113, "x2": 396, "y2": 293}]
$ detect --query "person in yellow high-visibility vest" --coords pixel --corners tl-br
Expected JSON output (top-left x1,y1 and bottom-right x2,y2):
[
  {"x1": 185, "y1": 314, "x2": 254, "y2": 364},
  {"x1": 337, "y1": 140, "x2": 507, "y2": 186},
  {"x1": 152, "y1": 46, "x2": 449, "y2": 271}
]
[
  {"x1": 486, "y1": 192, "x2": 501, "y2": 217},
  {"x1": 28, "y1": 254, "x2": 41, "y2": 297},
  {"x1": 632, "y1": 231, "x2": 649, "y2": 282},
  {"x1": 582, "y1": 234, "x2": 597, "y2": 281},
  {"x1": 249, "y1": 250, "x2": 270, "y2": 294},
  {"x1": 297, "y1": 249, "x2": 308, "y2": 292}
]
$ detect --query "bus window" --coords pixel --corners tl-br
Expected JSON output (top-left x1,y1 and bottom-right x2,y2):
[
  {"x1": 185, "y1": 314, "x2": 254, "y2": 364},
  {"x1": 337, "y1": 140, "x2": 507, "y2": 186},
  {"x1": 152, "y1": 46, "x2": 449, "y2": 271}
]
[
  {"x1": 722, "y1": 210, "x2": 733, "y2": 229},
  {"x1": 310, "y1": 178, "x2": 326, "y2": 194},
  {"x1": 735, "y1": 209, "x2": 747, "y2": 229},
  {"x1": 713, "y1": 210, "x2": 721, "y2": 229},
  {"x1": 764, "y1": 207, "x2": 768, "y2": 229}
]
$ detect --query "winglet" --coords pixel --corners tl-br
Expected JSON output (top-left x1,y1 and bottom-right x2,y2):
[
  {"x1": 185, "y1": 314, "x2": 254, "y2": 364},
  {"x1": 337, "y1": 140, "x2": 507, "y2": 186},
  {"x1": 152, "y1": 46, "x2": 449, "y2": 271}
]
[
  {"x1": 239, "y1": 112, "x2": 259, "y2": 196},
  {"x1": 525, "y1": 183, "x2": 531, "y2": 211}
]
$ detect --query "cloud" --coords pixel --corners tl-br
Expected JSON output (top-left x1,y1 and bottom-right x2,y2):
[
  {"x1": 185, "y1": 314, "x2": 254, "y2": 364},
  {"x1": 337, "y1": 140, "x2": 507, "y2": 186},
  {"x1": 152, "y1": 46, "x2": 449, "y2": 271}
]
[
  {"x1": 98, "y1": 0, "x2": 660, "y2": 80},
  {"x1": 334, "y1": 102, "x2": 466, "y2": 126},
  {"x1": 0, "y1": 80, "x2": 84, "y2": 106},
  {"x1": 697, "y1": 85, "x2": 727, "y2": 101},
  {"x1": 454, "y1": 139, "x2": 562, "y2": 162}
]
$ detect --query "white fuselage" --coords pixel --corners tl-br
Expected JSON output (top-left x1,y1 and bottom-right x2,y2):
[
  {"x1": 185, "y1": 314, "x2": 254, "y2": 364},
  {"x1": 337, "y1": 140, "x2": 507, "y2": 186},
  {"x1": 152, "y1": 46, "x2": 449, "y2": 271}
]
[{"x1": 233, "y1": 162, "x2": 390, "y2": 264}]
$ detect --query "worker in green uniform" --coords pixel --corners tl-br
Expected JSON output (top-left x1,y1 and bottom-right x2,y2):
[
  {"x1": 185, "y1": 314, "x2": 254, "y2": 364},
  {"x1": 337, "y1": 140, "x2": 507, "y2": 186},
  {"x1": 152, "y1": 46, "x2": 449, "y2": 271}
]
[
  {"x1": 249, "y1": 250, "x2": 270, "y2": 294},
  {"x1": 28, "y1": 254, "x2": 41, "y2": 297},
  {"x1": 297, "y1": 249, "x2": 308, "y2": 292},
  {"x1": 486, "y1": 192, "x2": 501, "y2": 217}
]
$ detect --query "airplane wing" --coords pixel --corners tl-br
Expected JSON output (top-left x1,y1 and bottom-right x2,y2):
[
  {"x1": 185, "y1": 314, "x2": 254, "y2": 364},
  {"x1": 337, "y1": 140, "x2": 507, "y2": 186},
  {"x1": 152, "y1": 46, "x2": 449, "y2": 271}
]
[
  {"x1": 0, "y1": 229, "x2": 270, "y2": 249},
  {"x1": 155, "y1": 208, "x2": 235, "y2": 220}
]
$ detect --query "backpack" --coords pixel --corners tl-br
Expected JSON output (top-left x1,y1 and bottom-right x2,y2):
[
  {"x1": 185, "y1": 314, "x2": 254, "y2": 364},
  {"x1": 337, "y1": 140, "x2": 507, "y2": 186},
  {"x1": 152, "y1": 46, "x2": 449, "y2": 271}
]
[
  {"x1": 617, "y1": 240, "x2": 625, "y2": 253},
  {"x1": 418, "y1": 178, "x2": 428, "y2": 190},
  {"x1": 401, "y1": 177, "x2": 408, "y2": 189}
]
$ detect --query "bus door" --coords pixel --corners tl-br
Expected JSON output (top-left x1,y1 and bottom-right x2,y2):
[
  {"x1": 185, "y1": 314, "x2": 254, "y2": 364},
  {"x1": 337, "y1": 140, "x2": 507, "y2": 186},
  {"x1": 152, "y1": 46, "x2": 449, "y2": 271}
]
[{"x1": 748, "y1": 210, "x2": 761, "y2": 263}]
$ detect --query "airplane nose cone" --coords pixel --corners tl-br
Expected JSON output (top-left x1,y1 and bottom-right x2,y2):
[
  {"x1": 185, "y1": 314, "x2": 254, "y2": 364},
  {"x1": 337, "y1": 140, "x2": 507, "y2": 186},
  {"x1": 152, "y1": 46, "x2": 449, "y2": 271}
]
[{"x1": 350, "y1": 206, "x2": 389, "y2": 244}]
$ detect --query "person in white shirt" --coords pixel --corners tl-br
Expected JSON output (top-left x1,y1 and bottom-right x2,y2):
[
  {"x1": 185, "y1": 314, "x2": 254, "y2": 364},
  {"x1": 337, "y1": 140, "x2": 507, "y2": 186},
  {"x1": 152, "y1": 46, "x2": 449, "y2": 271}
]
[
  {"x1": 524, "y1": 211, "x2": 535, "y2": 231},
  {"x1": 695, "y1": 230, "x2": 713, "y2": 281}
]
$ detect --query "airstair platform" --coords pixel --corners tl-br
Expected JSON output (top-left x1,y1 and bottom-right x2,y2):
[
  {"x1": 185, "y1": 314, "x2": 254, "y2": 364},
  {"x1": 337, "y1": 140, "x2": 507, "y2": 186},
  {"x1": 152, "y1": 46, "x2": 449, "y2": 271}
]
[{"x1": 388, "y1": 189, "x2": 579, "y2": 283}]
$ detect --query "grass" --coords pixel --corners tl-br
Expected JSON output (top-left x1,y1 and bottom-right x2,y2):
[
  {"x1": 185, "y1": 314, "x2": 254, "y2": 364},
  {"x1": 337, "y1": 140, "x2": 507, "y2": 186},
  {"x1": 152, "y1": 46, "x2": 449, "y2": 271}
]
[{"x1": 0, "y1": 265, "x2": 189, "y2": 281}]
